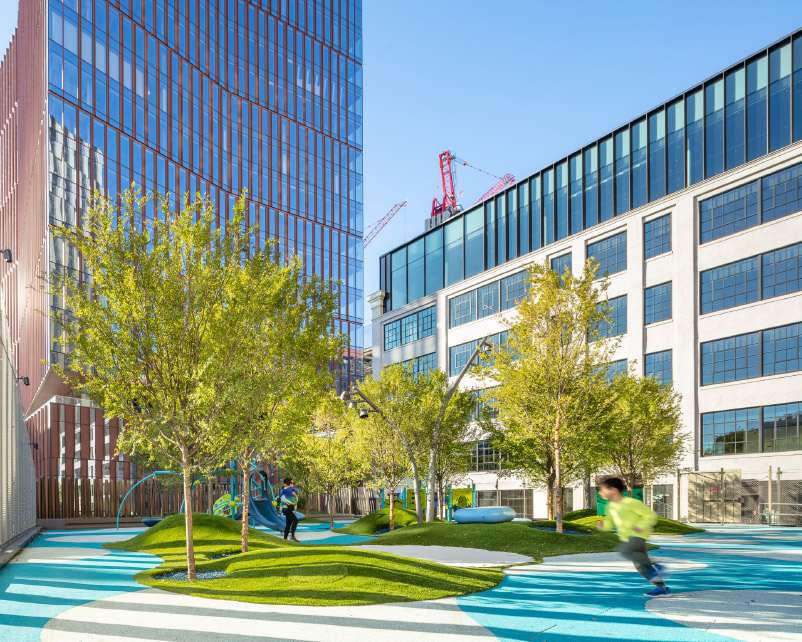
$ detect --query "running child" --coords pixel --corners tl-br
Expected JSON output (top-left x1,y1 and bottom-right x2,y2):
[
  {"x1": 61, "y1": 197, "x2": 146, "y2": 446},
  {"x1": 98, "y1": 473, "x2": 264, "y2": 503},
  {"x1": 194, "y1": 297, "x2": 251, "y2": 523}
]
[{"x1": 597, "y1": 476, "x2": 670, "y2": 597}]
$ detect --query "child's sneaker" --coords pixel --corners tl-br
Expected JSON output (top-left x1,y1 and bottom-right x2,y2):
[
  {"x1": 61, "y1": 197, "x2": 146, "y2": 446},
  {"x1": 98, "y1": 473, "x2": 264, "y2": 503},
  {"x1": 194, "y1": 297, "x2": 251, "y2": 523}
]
[{"x1": 644, "y1": 586, "x2": 671, "y2": 597}]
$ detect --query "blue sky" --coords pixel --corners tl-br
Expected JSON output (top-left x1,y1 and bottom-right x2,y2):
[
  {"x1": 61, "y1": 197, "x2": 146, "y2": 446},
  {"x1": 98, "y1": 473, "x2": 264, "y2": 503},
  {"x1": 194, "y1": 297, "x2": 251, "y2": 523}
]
[{"x1": 1, "y1": 0, "x2": 800, "y2": 326}]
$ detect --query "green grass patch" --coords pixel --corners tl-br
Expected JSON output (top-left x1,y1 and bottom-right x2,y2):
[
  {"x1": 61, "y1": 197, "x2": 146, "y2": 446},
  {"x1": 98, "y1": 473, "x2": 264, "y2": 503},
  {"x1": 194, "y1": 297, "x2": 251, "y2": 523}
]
[
  {"x1": 562, "y1": 508, "x2": 597, "y2": 521},
  {"x1": 106, "y1": 513, "x2": 502, "y2": 606},
  {"x1": 334, "y1": 505, "x2": 419, "y2": 536},
  {"x1": 353, "y1": 520, "x2": 621, "y2": 560},
  {"x1": 569, "y1": 515, "x2": 705, "y2": 535}
]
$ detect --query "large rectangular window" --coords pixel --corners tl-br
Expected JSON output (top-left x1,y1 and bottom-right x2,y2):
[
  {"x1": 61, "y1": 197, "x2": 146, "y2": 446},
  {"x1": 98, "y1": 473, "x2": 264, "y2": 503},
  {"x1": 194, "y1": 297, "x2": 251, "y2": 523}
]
[
  {"x1": 570, "y1": 154, "x2": 583, "y2": 235},
  {"x1": 667, "y1": 101, "x2": 685, "y2": 193},
  {"x1": 795, "y1": 35, "x2": 802, "y2": 142},
  {"x1": 476, "y1": 282, "x2": 500, "y2": 320},
  {"x1": 556, "y1": 162, "x2": 569, "y2": 240},
  {"x1": 615, "y1": 129, "x2": 630, "y2": 215},
  {"x1": 648, "y1": 110, "x2": 666, "y2": 200},
  {"x1": 390, "y1": 247, "x2": 407, "y2": 310},
  {"x1": 584, "y1": 147, "x2": 599, "y2": 228},
  {"x1": 644, "y1": 214, "x2": 671, "y2": 259},
  {"x1": 402, "y1": 353, "x2": 438, "y2": 378},
  {"x1": 763, "y1": 402, "x2": 802, "y2": 453},
  {"x1": 763, "y1": 322, "x2": 802, "y2": 376},
  {"x1": 747, "y1": 55, "x2": 768, "y2": 161},
  {"x1": 762, "y1": 162, "x2": 802, "y2": 223},
  {"x1": 500, "y1": 271, "x2": 529, "y2": 310},
  {"x1": 762, "y1": 241, "x2": 802, "y2": 298},
  {"x1": 595, "y1": 295, "x2": 627, "y2": 339},
  {"x1": 587, "y1": 231, "x2": 627, "y2": 276},
  {"x1": 449, "y1": 342, "x2": 474, "y2": 377},
  {"x1": 449, "y1": 291, "x2": 476, "y2": 328},
  {"x1": 645, "y1": 350, "x2": 672, "y2": 385},
  {"x1": 686, "y1": 89, "x2": 704, "y2": 185},
  {"x1": 444, "y1": 218, "x2": 464, "y2": 287},
  {"x1": 551, "y1": 253, "x2": 572, "y2": 276},
  {"x1": 725, "y1": 68, "x2": 746, "y2": 169},
  {"x1": 702, "y1": 407, "x2": 760, "y2": 456},
  {"x1": 705, "y1": 80, "x2": 725, "y2": 178},
  {"x1": 424, "y1": 228, "x2": 443, "y2": 296},
  {"x1": 407, "y1": 238, "x2": 425, "y2": 303},
  {"x1": 543, "y1": 169, "x2": 555, "y2": 246},
  {"x1": 700, "y1": 332, "x2": 760, "y2": 385},
  {"x1": 599, "y1": 138, "x2": 614, "y2": 222},
  {"x1": 644, "y1": 282, "x2": 672, "y2": 324},
  {"x1": 384, "y1": 306, "x2": 436, "y2": 350},
  {"x1": 605, "y1": 359, "x2": 628, "y2": 382},
  {"x1": 631, "y1": 120, "x2": 648, "y2": 208},
  {"x1": 464, "y1": 207, "x2": 485, "y2": 279},
  {"x1": 700, "y1": 257, "x2": 760, "y2": 314},
  {"x1": 530, "y1": 176, "x2": 542, "y2": 251},
  {"x1": 769, "y1": 44, "x2": 791, "y2": 152},
  {"x1": 699, "y1": 181, "x2": 759, "y2": 243}
]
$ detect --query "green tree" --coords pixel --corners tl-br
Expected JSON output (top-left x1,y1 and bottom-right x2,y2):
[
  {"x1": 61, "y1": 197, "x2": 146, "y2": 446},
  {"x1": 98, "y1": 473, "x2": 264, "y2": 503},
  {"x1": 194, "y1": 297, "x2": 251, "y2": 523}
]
[
  {"x1": 214, "y1": 248, "x2": 343, "y2": 552},
  {"x1": 349, "y1": 407, "x2": 411, "y2": 531},
  {"x1": 300, "y1": 394, "x2": 361, "y2": 529},
  {"x1": 478, "y1": 259, "x2": 619, "y2": 532},
  {"x1": 598, "y1": 373, "x2": 686, "y2": 493},
  {"x1": 45, "y1": 190, "x2": 277, "y2": 579}
]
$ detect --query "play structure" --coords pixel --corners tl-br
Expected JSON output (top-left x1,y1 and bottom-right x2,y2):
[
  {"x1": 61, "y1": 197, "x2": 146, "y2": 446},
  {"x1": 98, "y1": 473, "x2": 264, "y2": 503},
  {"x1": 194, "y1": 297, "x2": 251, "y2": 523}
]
[
  {"x1": 454, "y1": 506, "x2": 516, "y2": 524},
  {"x1": 116, "y1": 463, "x2": 303, "y2": 532}
]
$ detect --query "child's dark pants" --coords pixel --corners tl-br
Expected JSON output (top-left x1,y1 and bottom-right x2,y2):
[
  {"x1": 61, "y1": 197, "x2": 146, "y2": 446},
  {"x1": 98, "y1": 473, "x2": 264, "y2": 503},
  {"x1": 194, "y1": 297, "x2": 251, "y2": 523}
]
[{"x1": 617, "y1": 536, "x2": 657, "y2": 581}]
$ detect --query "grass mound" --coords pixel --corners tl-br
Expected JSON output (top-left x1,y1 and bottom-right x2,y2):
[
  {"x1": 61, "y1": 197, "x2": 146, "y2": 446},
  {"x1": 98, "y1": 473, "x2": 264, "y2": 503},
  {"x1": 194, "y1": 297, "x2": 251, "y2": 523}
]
[
  {"x1": 562, "y1": 508, "x2": 597, "y2": 521},
  {"x1": 569, "y1": 514, "x2": 705, "y2": 535},
  {"x1": 335, "y1": 505, "x2": 419, "y2": 536},
  {"x1": 354, "y1": 520, "x2": 621, "y2": 560},
  {"x1": 106, "y1": 513, "x2": 501, "y2": 606}
]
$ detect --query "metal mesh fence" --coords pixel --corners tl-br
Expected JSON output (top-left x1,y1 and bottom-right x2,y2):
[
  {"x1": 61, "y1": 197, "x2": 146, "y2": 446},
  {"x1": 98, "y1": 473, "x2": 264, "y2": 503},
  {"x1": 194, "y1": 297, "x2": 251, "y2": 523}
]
[{"x1": 0, "y1": 307, "x2": 37, "y2": 548}]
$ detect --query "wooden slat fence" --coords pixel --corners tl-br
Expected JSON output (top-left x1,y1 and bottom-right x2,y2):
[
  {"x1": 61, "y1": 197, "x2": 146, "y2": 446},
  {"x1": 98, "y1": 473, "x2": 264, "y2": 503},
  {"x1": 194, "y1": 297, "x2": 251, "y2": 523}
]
[
  {"x1": 36, "y1": 476, "x2": 232, "y2": 519},
  {"x1": 306, "y1": 487, "x2": 378, "y2": 516}
]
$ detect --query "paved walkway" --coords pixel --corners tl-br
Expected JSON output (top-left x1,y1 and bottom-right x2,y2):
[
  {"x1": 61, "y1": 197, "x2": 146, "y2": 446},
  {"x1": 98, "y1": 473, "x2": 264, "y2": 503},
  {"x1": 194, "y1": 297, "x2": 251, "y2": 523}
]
[{"x1": 1, "y1": 524, "x2": 800, "y2": 641}]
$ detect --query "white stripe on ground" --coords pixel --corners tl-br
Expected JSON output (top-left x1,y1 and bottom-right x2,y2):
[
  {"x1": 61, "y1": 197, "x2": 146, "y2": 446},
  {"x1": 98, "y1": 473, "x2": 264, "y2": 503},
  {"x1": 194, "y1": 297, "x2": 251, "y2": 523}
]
[
  {"x1": 646, "y1": 590, "x2": 802, "y2": 642},
  {"x1": 6, "y1": 546, "x2": 111, "y2": 564},
  {"x1": 41, "y1": 589, "x2": 495, "y2": 642},
  {"x1": 351, "y1": 545, "x2": 531, "y2": 567},
  {"x1": 501, "y1": 552, "x2": 705, "y2": 574},
  {"x1": 660, "y1": 546, "x2": 802, "y2": 563}
]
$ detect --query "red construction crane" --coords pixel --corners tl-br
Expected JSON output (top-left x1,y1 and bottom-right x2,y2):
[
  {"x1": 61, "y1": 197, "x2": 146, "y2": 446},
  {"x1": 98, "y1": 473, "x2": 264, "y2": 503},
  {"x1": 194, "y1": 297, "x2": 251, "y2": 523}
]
[
  {"x1": 430, "y1": 150, "x2": 459, "y2": 218},
  {"x1": 473, "y1": 173, "x2": 516, "y2": 205},
  {"x1": 364, "y1": 200, "x2": 408, "y2": 247}
]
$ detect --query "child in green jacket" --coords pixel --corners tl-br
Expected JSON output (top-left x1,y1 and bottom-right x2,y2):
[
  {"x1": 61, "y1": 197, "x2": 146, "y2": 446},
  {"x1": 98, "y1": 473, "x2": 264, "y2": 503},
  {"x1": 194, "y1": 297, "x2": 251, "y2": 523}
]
[{"x1": 597, "y1": 476, "x2": 671, "y2": 597}]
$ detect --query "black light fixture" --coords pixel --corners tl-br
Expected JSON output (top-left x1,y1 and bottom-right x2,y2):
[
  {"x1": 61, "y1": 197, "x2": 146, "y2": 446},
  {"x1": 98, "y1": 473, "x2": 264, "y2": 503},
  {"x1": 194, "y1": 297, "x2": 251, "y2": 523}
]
[
  {"x1": 17, "y1": 376, "x2": 29, "y2": 386},
  {"x1": 1, "y1": 248, "x2": 12, "y2": 263}
]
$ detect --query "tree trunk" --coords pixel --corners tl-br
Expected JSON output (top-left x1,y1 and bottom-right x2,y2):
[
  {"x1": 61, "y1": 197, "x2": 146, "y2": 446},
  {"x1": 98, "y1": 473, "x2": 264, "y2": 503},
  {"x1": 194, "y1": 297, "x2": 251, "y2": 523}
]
[
  {"x1": 409, "y1": 458, "x2": 424, "y2": 524},
  {"x1": 583, "y1": 472, "x2": 592, "y2": 509},
  {"x1": 555, "y1": 419, "x2": 563, "y2": 534},
  {"x1": 240, "y1": 460, "x2": 250, "y2": 553},
  {"x1": 389, "y1": 486, "x2": 396, "y2": 531},
  {"x1": 438, "y1": 482, "x2": 444, "y2": 521},
  {"x1": 180, "y1": 445, "x2": 196, "y2": 580},
  {"x1": 546, "y1": 471, "x2": 555, "y2": 520},
  {"x1": 328, "y1": 489, "x2": 335, "y2": 530},
  {"x1": 426, "y1": 444, "x2": 437, "y2": 523}
]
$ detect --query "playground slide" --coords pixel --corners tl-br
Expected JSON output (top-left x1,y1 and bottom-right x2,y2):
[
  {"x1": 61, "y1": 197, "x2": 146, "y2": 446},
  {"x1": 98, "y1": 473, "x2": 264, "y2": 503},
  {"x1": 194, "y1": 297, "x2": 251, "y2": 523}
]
[{"x1": 248, "y1": 498, "x2": 287, "y2": 531}]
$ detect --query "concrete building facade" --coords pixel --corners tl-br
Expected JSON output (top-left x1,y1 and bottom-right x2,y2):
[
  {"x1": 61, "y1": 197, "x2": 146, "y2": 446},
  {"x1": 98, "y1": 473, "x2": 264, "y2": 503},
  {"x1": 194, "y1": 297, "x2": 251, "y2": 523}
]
[{"x1": 372, "y1": 30, "x2": 802, "y2": 523}]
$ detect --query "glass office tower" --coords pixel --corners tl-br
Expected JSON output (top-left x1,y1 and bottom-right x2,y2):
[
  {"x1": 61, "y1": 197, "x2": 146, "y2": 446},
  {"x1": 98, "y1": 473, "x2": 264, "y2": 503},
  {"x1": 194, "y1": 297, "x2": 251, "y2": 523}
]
[{"x1": 1, "y1": 0, "x2": 363, "y2": 479}]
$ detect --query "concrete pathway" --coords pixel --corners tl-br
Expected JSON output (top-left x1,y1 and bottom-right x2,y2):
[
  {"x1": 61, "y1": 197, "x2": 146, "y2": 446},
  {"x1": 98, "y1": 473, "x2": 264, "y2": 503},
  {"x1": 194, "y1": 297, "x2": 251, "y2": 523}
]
[
  {"x1": 1, "y1": 524, "x2": 800, "y2": 641},
  {"x1": 351, "y1": 544, "x2": 531, "y2": 567}
]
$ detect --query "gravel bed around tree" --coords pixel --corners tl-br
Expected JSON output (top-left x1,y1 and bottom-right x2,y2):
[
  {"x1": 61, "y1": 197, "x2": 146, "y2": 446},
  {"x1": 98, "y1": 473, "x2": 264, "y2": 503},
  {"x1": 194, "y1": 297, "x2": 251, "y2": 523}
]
[{"x1": 155, "y1": 570, "x2": 228, "y2": 581}]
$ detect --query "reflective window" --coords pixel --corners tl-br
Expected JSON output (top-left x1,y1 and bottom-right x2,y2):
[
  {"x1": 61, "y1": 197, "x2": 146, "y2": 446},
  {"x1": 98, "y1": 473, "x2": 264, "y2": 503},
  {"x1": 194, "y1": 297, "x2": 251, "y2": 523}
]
[
  {"x1": 401, "y1": 353, "x2": 438, "y2": 378},
  {"x1": 425, "y1": 228, "x2": 443, "y2": 296},
  {"x1": 632, "y1": 120, "x2": 647, "y2": 208},
  {"x1": 644, "y1": 214, "x2": 671, "y2": 259},
  {"x1": 384, "y1": 307, "x2": 436, "y2": 351},
  {"x1": 384, "y1": 321, "x2": 400, "y2": 350},
  {"x1": 769, "y1": 44, "x2": 791, "y2": 151},
  {"x1": 464, "y1": 207, "x2": 484, "y2": 279},
  {"x1": 407, "y1": 238, "x2": 425, "y2": 303},
  {"x1": 702, "y1": 407, "x2": 760, "y2": 456},
  {"x1": 551, "y1": 253, "x2": 572, "y2": 277},
  {"x1": 762, "y1": 242, "x2": 802, "y2": 298},
  {"x1": 584, "y1": 147, "x2": 599, "y2": 228},
  {"x1": 444, "y1": 218, "x2": 463, "y2": 287},
  {"x1": 705, "y1": 80, "x2": 724, "y2": 178},
  {"x1": 543, "y1": 169, "x2": 555, "y2": 245},
  {"x1": 500, "y1": 271, "x2": 529, "y2": 310},
  {"x1": 747, "y1": 55, "x2": 768, "y2": 161},
  {"x1": 450, "y1": 332, "x2": 508, "y2": 375},
  {"x1": 530, "y1": 175, "x2": 542, "y2": 251},
  {"x1": 496, "y1": 194, "x2": 507, "y2": 264},
  {"x1": 644, "y1": 282, "x2": 672, "y2": 324},
  {"x1": 485, "y1": 199, "x2": 496, "y2": 269},
  {"x1": 614, "y1": 129, "x2": 630, "y2": 215},
  {"x1": 594, "y1": 295, "x2": 627, "y2": 339},
  {"x1": 605, "y1": 358, "x2": 628, "y2": 382},
  {"x1": 570, "y1": 154, "x2": 583, "y2": 235},
  {"x1": 700, "y1": 332, "x2": 760, "y2": 385},
  {"x1": 699, "y1": 181, "x2": 759, "y2": 243},
  {"x1": 763, "y1": 322, "x2": 802, "y2": 376},
  {"x1": 649, "y1": 110, "x2": 666, "y2": 200},
  {"x1": 686, "y1": 89, "x2": 704, "y2": 185},
  {"x1": 390, "y1": 247, "x2": 407, "y2": 310},
  {"x1": 725, "y1": 68, "x2": 746, "y2": 169},
  {"x1": 471, "y1": 439, "x2": 505, "y2": 471},
  {"x1": 507, "y1": 190, "x2": 518, "y2": 261},
  {"x1": 667, "y1": 101, "x2": 685, "y2": 193},
  {"x1": 599, "y1": 138, "x2": 614, "y2": 222},
  {"x1": 471, "y1": 389, "x2": 500, "y2": 422},
  {"x1": 476, "y1": 282, "x2": 500, "y2": 320},
  {"x1": 556, "y1": 162, "x2": 568, "y2": 240},
  {"x1": 645, "y1": 350, "x2": 672, "y2": 385},
  {"x1": 449, "y1": 291, "x2": 476, "y2": 328},
  {"x1": 762, "y1": 162, "x2": 802, "y2": 223},
  {"x1": 700, "y1": 257, "x2": 759, "y2": 314},
  {"x1": 587, "y1": 231, "x2": 627, "y2": 276},
  {"x1": 518, "y1": 182, "x2": 530, "y2": 255},
  {"x1": 763, "y1": 403, "x2": 802, "y2": 453},
  {"x1": 794, "y1": 36, "x2": 802, "y2": 142}
]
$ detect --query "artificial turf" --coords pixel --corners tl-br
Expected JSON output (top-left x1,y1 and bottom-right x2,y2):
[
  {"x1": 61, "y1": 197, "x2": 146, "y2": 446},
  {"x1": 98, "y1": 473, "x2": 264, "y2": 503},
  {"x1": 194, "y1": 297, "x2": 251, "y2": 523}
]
[
  {"x1": 568, "y1": 514, "x2": 706, "y2": 534},
  {"x1": 105, "y1": 513, "x2": 503, "y2": 606},
  {"x1": 334, "y1": 505, "x2": 420, "y2": 536},
  {"x1": 352, "y1": 520, "x2": 622, "y2": 560}
]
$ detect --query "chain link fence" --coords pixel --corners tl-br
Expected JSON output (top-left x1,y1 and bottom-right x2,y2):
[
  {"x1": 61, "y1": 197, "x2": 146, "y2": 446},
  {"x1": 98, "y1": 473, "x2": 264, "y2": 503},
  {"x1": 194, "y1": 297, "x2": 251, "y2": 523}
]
[{"x1": 0, "y1": 308, "x2": 37, "y2": 549}]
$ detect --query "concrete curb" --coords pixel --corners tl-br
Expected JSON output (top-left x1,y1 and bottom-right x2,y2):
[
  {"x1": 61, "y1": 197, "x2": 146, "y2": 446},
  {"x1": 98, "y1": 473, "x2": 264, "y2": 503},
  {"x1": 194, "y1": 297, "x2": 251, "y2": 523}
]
[{"x1": 0, "y1": 524, "x2": 42, "y2": 569}]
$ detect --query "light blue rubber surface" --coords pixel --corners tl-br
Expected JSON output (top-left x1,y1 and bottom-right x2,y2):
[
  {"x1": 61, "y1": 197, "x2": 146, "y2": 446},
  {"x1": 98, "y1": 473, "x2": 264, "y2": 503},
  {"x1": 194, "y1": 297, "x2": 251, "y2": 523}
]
[{"x1": 456, "y1": 526, "x2": 802, "y2": 642}]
